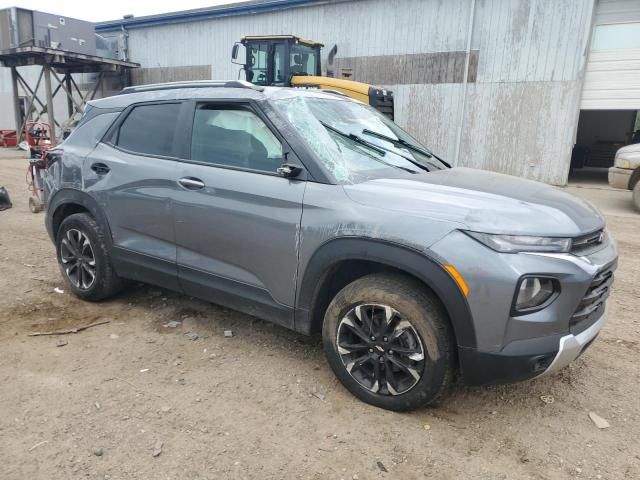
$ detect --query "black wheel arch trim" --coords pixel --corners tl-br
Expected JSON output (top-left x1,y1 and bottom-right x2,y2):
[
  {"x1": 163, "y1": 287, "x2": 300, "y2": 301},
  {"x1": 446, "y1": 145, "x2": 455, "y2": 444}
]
[
  {"x1": 294, "y1": 237, "x2": 477, "y2": 349},
  {"x1": 46, "y1": 189, "x2": 113, "y2": 246}
]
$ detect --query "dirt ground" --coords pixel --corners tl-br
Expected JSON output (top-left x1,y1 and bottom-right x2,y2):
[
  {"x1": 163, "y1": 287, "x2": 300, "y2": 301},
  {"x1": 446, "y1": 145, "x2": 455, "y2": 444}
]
[{"x1": 1, "y1": 149, "x2": 639, "y2": 480}]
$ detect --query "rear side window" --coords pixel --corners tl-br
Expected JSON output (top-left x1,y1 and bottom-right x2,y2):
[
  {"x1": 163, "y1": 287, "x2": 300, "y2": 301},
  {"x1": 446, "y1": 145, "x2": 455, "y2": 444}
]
[{"x1": 116, "y1": 103, "x2": 181, "y2": 157}]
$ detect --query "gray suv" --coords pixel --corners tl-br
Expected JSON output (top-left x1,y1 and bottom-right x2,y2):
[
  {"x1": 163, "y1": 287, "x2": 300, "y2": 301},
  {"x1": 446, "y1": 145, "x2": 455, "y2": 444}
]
[{"x1": 44, "y1": 81, "x2": 617, "y2": 411}]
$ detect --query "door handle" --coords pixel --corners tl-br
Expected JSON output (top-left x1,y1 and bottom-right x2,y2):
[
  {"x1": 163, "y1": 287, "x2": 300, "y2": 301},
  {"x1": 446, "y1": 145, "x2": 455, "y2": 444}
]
[
  {"x1": 90, "y1": 162, "x2": 110, "y2": 175},
  {"x1": 178, "y1": 177, "x2": 205, "y2": 190}
]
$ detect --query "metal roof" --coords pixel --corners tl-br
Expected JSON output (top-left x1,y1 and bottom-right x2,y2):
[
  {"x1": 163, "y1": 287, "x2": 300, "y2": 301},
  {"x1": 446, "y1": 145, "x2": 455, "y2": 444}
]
[
  {"x1": 0, "y1": 46, "x2": 139, "y2": 73},
  {"x1": 241, "y1": 35, "x2": 324, "y2": 47},
  {"x1": 95, "y1": 0, "x2": 338, "y2": 32}
]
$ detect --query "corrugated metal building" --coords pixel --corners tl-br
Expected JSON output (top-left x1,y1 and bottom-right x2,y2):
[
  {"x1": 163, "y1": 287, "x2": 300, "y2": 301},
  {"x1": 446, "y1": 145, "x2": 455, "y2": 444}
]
[{"x1": 2, "y1": 0, "x2": 640, "y2": 185}]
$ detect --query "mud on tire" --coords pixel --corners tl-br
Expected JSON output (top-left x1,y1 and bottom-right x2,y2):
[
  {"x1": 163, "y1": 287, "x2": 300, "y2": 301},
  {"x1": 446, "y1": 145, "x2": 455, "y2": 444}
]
[{"x1": 322, "y1": 273, "x2": 455, "y2": 411}]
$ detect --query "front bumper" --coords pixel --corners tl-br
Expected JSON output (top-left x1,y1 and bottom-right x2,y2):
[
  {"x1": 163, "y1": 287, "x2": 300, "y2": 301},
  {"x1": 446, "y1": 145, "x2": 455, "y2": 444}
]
[
  {"x1": 541, "y1": 307, "x2": 607, "y2": 375},
  {"x1": 429, "y1": 230, "x2": 617, "y2": 386},
  {"x1": 608, "y1": 166, "x2": 632, "y2": 190},
  {"x1": 458, "y1": 308, "x2": 607, "y2": 385}
]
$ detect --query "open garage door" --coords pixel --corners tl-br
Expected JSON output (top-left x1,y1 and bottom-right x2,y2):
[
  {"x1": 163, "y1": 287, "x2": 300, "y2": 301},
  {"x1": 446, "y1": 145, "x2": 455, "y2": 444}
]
[{"x1": 581, "y1": 0, "x2": 640, "y2": 110}]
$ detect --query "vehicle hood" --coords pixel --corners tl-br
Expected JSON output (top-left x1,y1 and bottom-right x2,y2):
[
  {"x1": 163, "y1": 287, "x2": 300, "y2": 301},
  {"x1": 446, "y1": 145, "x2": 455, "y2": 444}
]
[
  {"x1": 343, "y1": 167, "x2": 604, "y2": 236},
  {"x1": 616, "y1": 142, "x2": 640, "y2": 156},
  {"x1": 615, "y1": 143, "x2": 640, "y2": 167}
]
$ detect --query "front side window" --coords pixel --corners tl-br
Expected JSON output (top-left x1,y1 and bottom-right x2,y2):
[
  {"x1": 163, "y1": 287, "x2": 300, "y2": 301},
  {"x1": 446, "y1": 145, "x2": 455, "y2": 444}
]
[
  {"x1": 190, "y1": 105, "x2": 283, "y2": 173},
  {"x1": 116, "y1": 103, "x2": 181, "y2": 157},
  {"x1": 272, "y1": 95, "x2": 447, "y2": 183}
]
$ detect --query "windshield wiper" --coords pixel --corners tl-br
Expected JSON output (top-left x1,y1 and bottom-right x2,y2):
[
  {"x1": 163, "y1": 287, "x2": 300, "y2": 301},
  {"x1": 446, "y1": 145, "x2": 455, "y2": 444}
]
[
  {"x1": 319, "y1": 121, "x2": 419, "y2": 174},
  {"x1": 362, "y1": 129, "x2": 451, "y2": 168}
]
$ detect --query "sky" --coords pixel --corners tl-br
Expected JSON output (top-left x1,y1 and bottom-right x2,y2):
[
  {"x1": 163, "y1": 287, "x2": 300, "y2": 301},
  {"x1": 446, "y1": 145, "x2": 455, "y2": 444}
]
[{"x1": 0, "y1": 0, "x2": 241, "y2": 22}]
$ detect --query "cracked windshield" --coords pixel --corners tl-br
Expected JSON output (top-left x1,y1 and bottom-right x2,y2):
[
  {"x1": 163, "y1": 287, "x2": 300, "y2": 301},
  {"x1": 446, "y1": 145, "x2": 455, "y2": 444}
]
[{"x1": 273, "y1": 95, "x2": 448, "y2": 183}]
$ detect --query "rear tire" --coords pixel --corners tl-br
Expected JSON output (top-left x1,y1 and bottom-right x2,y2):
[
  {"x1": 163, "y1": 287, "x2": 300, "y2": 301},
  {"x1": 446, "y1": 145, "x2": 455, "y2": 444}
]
[
  {"x1": 633, "y1": 181, "x2": 640, "y2": 212},
  {"x1": 56, "y1": 213, "x2": 124, "y2": 301},
  {"x1": 322, "y1": 273, "x2": 455, "y2": 411}
]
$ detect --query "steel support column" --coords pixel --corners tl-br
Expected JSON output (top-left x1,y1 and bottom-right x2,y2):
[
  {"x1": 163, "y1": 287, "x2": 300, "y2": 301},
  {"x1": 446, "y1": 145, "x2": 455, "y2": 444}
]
[
  {"x1": 65, "y1": 74, "x2": 74, "y2": 118},
  {"x1": 10, "y1": 67, "x2": 23, "y2": 136},
  {"x1": 43, "y1": 66, "x2": 56, "y2": 140}
]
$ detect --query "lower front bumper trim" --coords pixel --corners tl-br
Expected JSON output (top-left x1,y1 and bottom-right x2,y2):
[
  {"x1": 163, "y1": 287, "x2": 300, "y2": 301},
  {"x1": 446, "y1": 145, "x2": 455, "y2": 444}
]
[{"x1": 540, "y1": 309, "x2": 607, "y2": 376}]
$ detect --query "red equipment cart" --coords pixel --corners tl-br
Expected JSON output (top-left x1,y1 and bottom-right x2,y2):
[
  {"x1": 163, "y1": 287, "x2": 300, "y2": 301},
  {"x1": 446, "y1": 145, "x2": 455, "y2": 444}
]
[
  {"x1": 24, "y1": 121, "x2": 54, "y2": 159},
  {"x1": 24, "y1": 121, "x2": 55, "y2": 213}
]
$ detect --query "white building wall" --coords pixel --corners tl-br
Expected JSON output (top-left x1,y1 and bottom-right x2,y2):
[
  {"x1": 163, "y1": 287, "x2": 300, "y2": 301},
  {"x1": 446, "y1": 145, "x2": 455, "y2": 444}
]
[
  {"x1": 580, "y1": 0, "x2": 640, "y2": 110},
  {"x1": 115, "y1": 0, "x2": 596, "y2": 185},
  {"x1": 1, "y1": 0, "x2": 597, "y2": 184}
]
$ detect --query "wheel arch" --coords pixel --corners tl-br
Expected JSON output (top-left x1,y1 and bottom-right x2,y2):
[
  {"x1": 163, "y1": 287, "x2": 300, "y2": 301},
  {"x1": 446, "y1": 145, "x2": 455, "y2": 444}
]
[
  {"x1": 295, "y1": 237, "x2": 477, "y2": 349},
  {"x1": 46, "y1": 189, "x2": 113, "y2": 245}
]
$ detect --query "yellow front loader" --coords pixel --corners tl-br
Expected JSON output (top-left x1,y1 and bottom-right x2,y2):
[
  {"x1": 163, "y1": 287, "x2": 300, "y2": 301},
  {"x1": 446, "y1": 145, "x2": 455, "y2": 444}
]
[{"x1": 232, "y1": 35, "x2": 393, "y2": 119}]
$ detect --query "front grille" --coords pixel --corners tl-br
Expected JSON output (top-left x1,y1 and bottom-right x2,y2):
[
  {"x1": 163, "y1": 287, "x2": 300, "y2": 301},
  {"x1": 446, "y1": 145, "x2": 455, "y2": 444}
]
[
  {"x1": 570, "y1": 262, "x2": 616, "y2": 330},
  {"x1": 571, "y1": 229, "x2": 605, "y2": 255}
]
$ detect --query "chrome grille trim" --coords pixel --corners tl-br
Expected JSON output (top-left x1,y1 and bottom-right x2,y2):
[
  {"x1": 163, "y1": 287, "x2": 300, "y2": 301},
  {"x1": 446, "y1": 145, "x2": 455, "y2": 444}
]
[
  {"x1": 571, "y1": 229, "x2": 605, "y2": 254},
  {"x1": 570, "y1": 261, "x2": 616, "y2": 328}
]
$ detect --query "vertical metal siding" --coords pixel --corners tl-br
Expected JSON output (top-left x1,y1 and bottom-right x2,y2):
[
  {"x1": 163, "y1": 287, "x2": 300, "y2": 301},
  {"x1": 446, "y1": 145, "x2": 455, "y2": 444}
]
[
  {"x1": 0, "y1": 0, "x2": 596, "y2": 185},
  {"x1": 461, "y1": 0, "x2": 595, "y2": 184},
  {"x1": 595, "y1": 0, "x2": 640, "y2": 24},
  {"x1": 119, "y1": 0, "x2": 593, "y2": 185},
  {"x1": 581, "y1": 0, "x2": 640, "y2": 110}
]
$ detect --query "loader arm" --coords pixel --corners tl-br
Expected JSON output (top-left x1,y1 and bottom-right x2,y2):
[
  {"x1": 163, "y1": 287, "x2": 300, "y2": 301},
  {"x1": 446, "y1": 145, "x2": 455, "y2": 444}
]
[{"x1": 290, "y1": 75, "x2": 394, "y2": 119}]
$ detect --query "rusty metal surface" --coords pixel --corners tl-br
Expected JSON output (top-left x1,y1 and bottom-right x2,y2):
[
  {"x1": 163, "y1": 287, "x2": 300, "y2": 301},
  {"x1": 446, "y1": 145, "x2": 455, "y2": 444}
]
[
  {"x1": 333, "y1": 51, "x2": 479, "y2": 85},
  {"x1": 130, "y1": 65, "x2": 212, "y2": 85}
]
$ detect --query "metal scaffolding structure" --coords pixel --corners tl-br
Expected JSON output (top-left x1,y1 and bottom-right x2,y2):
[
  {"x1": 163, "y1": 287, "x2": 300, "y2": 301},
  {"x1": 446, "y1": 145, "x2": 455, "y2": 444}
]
[{"x1": 0, "y1": 46, "x2": 138, "y2": 143}]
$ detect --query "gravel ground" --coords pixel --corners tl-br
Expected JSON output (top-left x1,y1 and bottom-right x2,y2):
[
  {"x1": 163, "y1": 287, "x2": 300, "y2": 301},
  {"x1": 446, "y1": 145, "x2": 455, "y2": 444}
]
[{"x1": 1, "y1": 149, "x2": 639, "y2": 479}]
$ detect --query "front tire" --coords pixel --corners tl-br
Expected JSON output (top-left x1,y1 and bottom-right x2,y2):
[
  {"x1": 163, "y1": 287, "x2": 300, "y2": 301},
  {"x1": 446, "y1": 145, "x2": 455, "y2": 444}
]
[
  {"x1": 56, "y1": 213, "x2": 124, "y2": 301},
  {"x1": 322, "y1": 273, "x2": 455, "y2": 411},
  {"x1": 633, "y1": 181, "x2": 640, "y2": 212}
]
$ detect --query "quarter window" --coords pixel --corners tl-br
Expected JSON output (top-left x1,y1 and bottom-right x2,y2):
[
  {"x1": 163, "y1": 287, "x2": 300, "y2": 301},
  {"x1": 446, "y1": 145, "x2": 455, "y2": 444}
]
[
  {"x1": 190, "y1": 105, "x2": 284, "y2": 173},
  {"x1": 116, "y1": 103, "x2": 181, "y2": 157}
]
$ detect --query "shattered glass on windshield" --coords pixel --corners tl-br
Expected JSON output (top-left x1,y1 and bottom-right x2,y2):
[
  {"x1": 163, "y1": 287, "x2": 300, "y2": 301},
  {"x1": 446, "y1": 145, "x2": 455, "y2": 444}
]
[
  {"x1": 273, "y1": 95, "x2": 446, "y2": 184},
  {"x1": 273, "y1": 96, "x2": 353, "y2": 182}
]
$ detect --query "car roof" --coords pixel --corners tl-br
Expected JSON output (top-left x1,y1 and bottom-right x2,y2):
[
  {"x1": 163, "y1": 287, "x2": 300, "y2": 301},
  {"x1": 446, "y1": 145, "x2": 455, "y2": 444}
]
[{"x1": 88, "y1": 82, "x2": 353, "y2": 110}]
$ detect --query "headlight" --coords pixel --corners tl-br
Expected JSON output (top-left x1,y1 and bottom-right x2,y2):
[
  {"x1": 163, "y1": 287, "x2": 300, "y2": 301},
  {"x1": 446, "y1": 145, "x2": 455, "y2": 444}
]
[
  {"x1": 464, "y1": 231, "x2": 571, "y2": 253},
  {"x1": 513, "y1": 276, "x2": 559, "y2": 313}
]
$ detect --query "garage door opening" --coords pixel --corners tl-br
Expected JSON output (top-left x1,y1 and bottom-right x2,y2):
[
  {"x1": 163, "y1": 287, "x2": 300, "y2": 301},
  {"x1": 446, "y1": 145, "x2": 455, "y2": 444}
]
[{"x1": 570, "y1": 110, "x2": 640, "y2": 184}]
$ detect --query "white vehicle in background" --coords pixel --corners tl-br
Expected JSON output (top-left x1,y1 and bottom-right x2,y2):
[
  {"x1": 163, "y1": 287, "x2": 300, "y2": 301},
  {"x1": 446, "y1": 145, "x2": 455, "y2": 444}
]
[{"x1": 609, "y1": 143, "x2": 640, "y2": 211}]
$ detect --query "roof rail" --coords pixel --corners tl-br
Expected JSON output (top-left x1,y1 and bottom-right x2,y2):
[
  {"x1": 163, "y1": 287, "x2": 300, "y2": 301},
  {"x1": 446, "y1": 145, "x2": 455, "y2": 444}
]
[{"x1": 119, "y1": 80, "x2": 264, "y2": 95}]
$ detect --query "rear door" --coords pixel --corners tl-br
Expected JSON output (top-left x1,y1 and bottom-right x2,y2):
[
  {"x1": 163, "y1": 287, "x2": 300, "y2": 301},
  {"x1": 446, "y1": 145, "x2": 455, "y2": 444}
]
[
  {"x1": 173, "y1": 100, "x2": 306, "y2": 328},
  {"x1": 87, "y1": 101, "x2": 188, "y2": 290}
]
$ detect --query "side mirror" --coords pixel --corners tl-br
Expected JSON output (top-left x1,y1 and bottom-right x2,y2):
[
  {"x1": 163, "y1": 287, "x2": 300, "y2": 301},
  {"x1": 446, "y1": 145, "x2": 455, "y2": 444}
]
[
  {"x1": 231, "y1": 43, "x2": 239, "y2": 61},
  {"x1": 276, "y1": 163, "x2": 302, "y2": 178}
]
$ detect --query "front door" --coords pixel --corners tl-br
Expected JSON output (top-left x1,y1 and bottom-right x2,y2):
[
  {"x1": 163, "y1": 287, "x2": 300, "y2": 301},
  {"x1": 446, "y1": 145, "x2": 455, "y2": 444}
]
[{"x1": 173, "y1": 101, "x2": 306, "y2": 327}]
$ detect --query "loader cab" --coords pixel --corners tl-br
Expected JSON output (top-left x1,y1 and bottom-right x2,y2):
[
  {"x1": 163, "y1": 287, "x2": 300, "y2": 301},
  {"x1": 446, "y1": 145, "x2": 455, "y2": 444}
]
[{"x1": 232, "y1": 35, "x2": 323, "y2": 86}]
